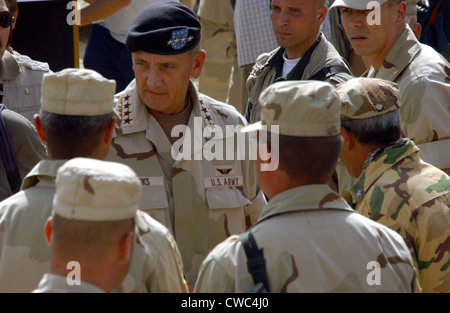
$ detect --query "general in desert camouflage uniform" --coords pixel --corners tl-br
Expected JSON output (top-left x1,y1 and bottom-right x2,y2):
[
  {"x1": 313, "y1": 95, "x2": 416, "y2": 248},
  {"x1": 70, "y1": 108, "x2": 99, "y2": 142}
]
[
  {"x1": 245, "y1": 0, "x2": 353, "y2": 124},
  {"x1": 338, "y1": 77, "x2": 450, "y2": 293},
  {"x1": 106, "y1": 2, "x2": 265, "y2": 288},
  {"x1": 0, "y1": 68, "x2": 186, "y2": 293},
  {"x1": 331, "y1": 0, "x2": 450, "y2": 175},
  {"x1": 194, "y1": 80, "x2": 418, "y2": 293}
]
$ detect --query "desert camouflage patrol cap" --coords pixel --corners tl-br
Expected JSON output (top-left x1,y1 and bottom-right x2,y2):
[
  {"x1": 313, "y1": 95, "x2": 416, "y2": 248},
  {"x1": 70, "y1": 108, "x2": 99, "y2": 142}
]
[
  {"x1": 53, "y1": 158, "x2": 141, "y2": 222},
  {"x1": 329, "y1": 0, "x2": 388, "y2": 10},
  {"x1": 41, "y1": 68, "x2": 116, "y2": 116},
  {"x1": 242, "y1": 80, "x2": 341, "y2": 137},
  {"x1": 337, "y1": 78, "x2": 400, "y2": 120}
]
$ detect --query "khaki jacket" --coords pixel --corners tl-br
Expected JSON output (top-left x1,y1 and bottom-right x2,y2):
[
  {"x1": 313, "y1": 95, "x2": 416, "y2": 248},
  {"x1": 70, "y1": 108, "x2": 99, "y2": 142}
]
[
  {"x1": 107, "y1": 80, "x2": 265, "y2": 285},
  {"x1": 367, "y1": 26, "x2": 450, "y2": 170},
  {"x1": 0, "y1": 51, "x2": 50, "y2": 122},
  {"x1": 246, "y1": 33, "x2": 353, "y2": 123},
  {"x1": 195, "y1": 184, "x2": 418, "y2": 292},
  {"x1": 0, "y1": 160, "x2": 187, "y2": 293}
]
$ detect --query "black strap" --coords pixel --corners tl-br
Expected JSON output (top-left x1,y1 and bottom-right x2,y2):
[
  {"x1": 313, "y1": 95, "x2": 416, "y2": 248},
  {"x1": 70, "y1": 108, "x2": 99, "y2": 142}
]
[
  {"x1": 238, "y1": 231, "x2": 270, "y2": 293},
  {"x1": 0, "y1": 104, "x2": 21, "y2": 194}
]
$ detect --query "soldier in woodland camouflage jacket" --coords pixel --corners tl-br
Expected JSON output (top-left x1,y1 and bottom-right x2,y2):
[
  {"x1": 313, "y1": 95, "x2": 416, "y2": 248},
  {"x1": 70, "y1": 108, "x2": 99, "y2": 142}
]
[
  {"x1": 194, "y1": 80, "x2": 418, "y2": 293},
  {"x1": 338, "y1": 77, "x2": 450, "y2": 293}
]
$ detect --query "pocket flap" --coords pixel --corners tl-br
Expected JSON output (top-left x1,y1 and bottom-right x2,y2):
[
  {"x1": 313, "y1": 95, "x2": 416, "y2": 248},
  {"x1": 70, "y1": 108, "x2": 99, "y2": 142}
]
[{"x1": 205, "y1": 187, "x2": 251, "y2": 209}]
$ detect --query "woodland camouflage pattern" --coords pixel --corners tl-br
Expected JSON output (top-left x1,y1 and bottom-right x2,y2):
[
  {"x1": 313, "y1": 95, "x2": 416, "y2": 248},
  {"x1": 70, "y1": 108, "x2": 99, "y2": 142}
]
[
  {"x1": 107, "y1": 80, "x2": 265, "y2": 285},
  {"x1": 0, "y1": 160, "x2": 187, "y2": 293},
  {"x1": 195, "y1": 184, "x2": 419, "y2": 292},
  {"x1": 349, "y1": 140, "x2": 450, "y2": 292}
]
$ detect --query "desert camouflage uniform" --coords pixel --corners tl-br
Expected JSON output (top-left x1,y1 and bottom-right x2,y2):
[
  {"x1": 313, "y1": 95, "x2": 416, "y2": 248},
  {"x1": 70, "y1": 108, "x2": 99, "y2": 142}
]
[
  {"x1": 33, "y1": 274, "x2": 104, "y2": 293},
  {"x1": 195, "y1": 80, "x2": 418, "y2": 293},
  {"x1": 197, "y1": 0, "x2": 242, "y2": 109},
  {"x1": 107, "y1": 79, "x2": 265, "y2": 285},
  {"x1": 366, "y1": 25, "x2": 450, "y2": 171},
  {"x1": 0, "y1": 160, "x2": 187, "y2": 293},
  {"x1": 349, "y1": 139, "x2": 450, "y2": 293},
  {"x1": 245, "y1": 33, "x2": 353, "y2": 124},
  {"x1": 195, "y1": 184, "x2": 419, "y2": 292},
  {"x1": 0, "y1": 51, "x2": 50, "y2": 122}
]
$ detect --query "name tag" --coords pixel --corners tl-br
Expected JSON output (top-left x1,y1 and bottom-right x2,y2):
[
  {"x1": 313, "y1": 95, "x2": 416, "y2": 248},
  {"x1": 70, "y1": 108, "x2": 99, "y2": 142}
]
[
  {"x1": 203, "y1": 176, "x2": 244, "y2": 188},
  {"x1": 139, "y1": 176, "x2": 164, "y2": 187}
]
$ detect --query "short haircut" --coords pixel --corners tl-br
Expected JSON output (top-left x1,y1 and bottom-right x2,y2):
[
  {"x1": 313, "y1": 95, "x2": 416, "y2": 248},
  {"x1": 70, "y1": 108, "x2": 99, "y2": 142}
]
[
  {"x1": 5, "y1": 0, "x2": 17, "y2": 14},
  {"x1": 51, "y1": 213, "x2": 134, "y2": 263},
  {"x1": 267, "y1": 133, "x2": 342, "y2": 181},
  {"x1": 341, "y1": 111, "x2": 401, "y2": 146},
  {"x1": 39, "y1": 110, "x2": 113, "y2": 159}
]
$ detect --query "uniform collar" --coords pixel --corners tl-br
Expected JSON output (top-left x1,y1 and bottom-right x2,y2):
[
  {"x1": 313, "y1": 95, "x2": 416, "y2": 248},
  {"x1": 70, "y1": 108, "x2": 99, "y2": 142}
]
[
  {"x1": 114, "y1": 80, "x2": 234, "y2": 159},
  {"x1": 21, "y1": 159, "x2": 67, "y2": 190},
  {"x1": 0, "y1": 50, "x2": 20, "y2": 81},
  {"x1": 256, "y1": 184, "x2": 353, "y2": 225},
  {"x1": 350, "y1": 139, "x2": 418, "y2": 203},
  {"x1": 368, "y1": 25, "x2": 421, "y2": 81},
  {"x1": 34, "y1": 274, "x2": 104, "y2": 293}
]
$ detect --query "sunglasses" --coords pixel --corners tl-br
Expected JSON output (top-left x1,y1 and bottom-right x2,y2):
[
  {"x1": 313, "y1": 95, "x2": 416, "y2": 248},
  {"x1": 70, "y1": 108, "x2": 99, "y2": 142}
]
[{"x1": 0, "y1": 11, "x2": 13, "y2": 28}]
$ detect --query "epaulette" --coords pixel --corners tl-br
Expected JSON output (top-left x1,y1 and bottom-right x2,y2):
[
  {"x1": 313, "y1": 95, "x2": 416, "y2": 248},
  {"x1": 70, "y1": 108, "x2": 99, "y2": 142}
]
[
  {"x1": 249, "y1": 51, "x2": 275, "y2": 78},
  {"x1": 13, "y1": 54, "x2": 50, "y2": 72}
]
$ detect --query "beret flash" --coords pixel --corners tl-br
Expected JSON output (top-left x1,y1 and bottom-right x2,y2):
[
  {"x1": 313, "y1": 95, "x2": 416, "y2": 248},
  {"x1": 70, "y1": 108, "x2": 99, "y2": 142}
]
[{"x1": 126, "y1": 1, "x2": 201, "y2": 55}]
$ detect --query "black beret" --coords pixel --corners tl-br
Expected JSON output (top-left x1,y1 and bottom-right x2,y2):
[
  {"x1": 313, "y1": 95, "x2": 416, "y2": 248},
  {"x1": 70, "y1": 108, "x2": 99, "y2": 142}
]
[{"x1": 126, "y1": 1, "x2": 201, "y2": 55}]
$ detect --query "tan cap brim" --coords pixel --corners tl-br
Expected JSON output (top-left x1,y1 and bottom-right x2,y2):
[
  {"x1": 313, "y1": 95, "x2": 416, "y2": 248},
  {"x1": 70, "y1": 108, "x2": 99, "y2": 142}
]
[{"x1": 329, "y1": 0, "x2": 388, "y2": 10}]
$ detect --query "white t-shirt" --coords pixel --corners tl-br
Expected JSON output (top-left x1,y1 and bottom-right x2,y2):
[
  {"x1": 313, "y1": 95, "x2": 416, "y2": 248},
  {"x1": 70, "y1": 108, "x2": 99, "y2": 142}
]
[
  {"x1": 103, "y1": 0, "x2": 180, "y2": 44},
  {"x1": 281, "y1": 52, "x2": 301, "y2": 77}
]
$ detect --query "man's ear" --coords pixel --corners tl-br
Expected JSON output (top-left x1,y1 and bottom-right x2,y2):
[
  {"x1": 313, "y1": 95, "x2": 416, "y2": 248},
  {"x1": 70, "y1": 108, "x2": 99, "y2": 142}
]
[
  {"x1": 317, "y1": 5, "x2": 327, "y2": 25},
  {"x1": 34, "y1": 114, "x2": 46, "y2": 142},
  {"x1": 118, "y1": 231, "x2": 134, "y2": 263},
  {"x1": 340, "y1": 126, "x2": 356, "y2": 152},
  {"x1": 103, "y1": 117, "x2": 116, "y2": 146},
  {"x1": 44, "y1": 216, "x2": 53, "y2": 245},
  {"x1": 396, "y1": 1, "x2": 407, "y2": 24},
  {"x1": 191, "y1": 50, "x2": 206, "y2": 79}
]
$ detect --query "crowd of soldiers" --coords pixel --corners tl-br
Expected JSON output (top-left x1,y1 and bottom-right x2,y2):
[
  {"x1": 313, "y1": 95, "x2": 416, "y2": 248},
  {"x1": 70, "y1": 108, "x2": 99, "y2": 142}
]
[{"x1": 0, "y1": 0, "x2": 448, "y2": 293}]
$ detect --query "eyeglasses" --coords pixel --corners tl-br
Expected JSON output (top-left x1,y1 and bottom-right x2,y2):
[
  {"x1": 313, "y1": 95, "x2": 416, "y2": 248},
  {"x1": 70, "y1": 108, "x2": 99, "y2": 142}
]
[{"x1": 0, "y1": 11, "x2": 13, "y2": 28}]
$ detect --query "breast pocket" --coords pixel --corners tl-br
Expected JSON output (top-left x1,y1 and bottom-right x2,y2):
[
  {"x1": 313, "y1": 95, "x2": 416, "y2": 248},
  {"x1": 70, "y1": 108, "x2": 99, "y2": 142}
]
[
  {"x1": 139, "y1": 176, "x2": 170, "y2": 226},
  {"x1": 204, "y1": 176, "x2": 251, "y2": 235}
]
